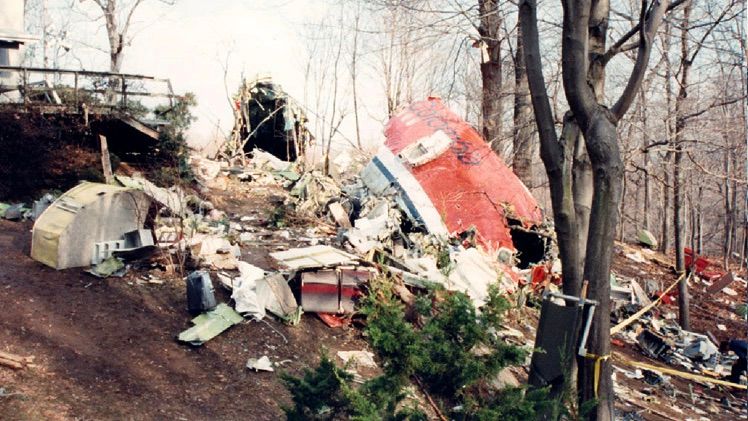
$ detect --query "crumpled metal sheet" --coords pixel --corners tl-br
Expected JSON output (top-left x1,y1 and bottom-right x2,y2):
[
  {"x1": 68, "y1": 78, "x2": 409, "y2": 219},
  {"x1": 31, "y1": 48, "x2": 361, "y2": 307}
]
[
  {"x1": 380, "y1": 98, "x2": 544, "y2": 251},
  {"x1": 177, "y1": 303, "x2": 243, "y2": 346}
]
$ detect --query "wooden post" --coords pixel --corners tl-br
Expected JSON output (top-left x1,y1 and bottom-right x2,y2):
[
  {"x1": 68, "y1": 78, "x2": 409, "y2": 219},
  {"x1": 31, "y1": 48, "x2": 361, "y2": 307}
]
[{"x1": 99, "y1": 134, "x2": 114, "y2": 184}]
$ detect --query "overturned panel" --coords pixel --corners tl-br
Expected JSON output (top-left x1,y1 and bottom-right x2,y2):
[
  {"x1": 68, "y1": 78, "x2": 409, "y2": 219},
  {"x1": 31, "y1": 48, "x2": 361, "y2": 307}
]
[{"x1": 31, "y1": 182, "x2": 152, "y2": 269}]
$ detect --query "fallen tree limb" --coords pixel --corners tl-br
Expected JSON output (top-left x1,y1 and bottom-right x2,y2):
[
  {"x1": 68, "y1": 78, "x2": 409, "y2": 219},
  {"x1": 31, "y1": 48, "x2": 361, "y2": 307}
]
[{"x1": 0, "y1": 351, "x2": 34, "y2": 370}]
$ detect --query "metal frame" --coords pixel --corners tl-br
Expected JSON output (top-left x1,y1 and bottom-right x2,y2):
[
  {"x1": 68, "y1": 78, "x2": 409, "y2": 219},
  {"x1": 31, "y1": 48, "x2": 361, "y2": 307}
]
[{"x1": 542, "y1": 290, "x2": 599, "y2": 357}]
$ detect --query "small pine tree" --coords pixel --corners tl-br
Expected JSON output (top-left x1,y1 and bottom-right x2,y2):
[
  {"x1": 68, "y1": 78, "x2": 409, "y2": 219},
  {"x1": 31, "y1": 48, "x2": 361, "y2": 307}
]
[{"x1": 282, "y1": 276, "x2": 550, "y2": 419}]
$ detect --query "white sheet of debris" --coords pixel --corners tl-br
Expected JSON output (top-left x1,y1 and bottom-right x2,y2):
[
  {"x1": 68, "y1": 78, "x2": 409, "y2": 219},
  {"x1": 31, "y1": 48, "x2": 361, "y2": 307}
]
[
  {"x1": 270, "y1": 245, "x2": 358, "y2": 270},
  {"x1": 231, "y1": 261, "x2": 267, "y2": 319}
]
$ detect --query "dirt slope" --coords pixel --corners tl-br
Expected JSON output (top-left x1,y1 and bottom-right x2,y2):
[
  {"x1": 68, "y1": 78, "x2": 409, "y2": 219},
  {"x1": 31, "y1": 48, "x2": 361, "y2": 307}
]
[{"x1": 0, "y1": 217, "x2": 367, "y2": 420}]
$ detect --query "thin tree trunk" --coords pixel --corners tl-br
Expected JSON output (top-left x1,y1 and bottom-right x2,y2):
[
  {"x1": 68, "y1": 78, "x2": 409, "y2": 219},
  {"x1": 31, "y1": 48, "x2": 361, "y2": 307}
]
[
  {"x1": 619, "y1": 172, "x2": 627, "y2": 241},
  {"x1": 660, "y1": 20, "x2": 673, "y2": 254},
  {"x1": 479, "y1": 0, "x2": 504, "y2": 155},
  {"x1": 513, "y1": 24, "x2": 535, "y2": 186},
  {"x1": 732, "y1": 173, "x2": 739, "y2": 260},
  {"x1": 674, "y1": 2, "x2": 692, "y2": 330},
  {"x1": 697, "y1": 187, "x2": 703, "y2": 254},
  {"x1": 660, "y1": 166, "x2": 670, "y2": 253},
  {"x1": 641, "y1": 90, "x2": 651, "y2": 231},
  {"x1": 351, "y1": 10, "x2": 362, "y2": 149},
  {"x1": 725, "y1": 151, "x2": 733, "y2": 268}
]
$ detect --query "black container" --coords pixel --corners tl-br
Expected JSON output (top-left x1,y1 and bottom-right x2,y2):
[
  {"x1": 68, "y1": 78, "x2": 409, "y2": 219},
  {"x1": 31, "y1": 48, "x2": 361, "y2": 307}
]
[{"x1": 186, "y1": 271, "x2": 217, "y2": 314}]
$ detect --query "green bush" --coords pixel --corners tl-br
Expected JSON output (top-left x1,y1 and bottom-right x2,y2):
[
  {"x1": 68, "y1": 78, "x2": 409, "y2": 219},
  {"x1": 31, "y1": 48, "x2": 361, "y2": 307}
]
[
  {"x1": 281, "y1": 352, "x2": 425, "y2": 421},
  {"x1": 282, "y1": 276, "x2": 550, "y2": 420},
  {"x1": 150, "y1": 93, "x2": 197, "y2": 185}
]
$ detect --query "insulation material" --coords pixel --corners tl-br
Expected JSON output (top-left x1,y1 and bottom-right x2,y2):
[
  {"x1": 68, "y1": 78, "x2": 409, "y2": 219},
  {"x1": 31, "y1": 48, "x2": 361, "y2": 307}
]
[{"x1": 256, "y1": 273, "x2": 298, "y2": 319}]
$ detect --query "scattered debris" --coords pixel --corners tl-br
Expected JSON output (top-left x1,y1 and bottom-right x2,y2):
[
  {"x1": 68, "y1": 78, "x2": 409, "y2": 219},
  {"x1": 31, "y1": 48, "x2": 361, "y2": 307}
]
[
  {"x1": 115, "y1": 175, "x2": 186, "y2": 216},
  {"x1": 270, "y1": 245, "x2": 358, "y2": 270},
  {"x1": 1, "y1": 203, "x2": 26, "y2": 220},
  {"x1": 317, "y1": 313, "x2": 349, "y2": 328},
  {"x1": 707, "y1": 272, "x2": 735, "y2": 295},
  {"x1": 328, "y1": 202, "x2": 352, "y2": 228},
  {"x1": 30, "y1": 193, "x2": 55, "y2": 221},
  {"x1": 637, "y1": 229, "x2": 658, "y2": 249},
  {"x1": 625, "y1": 251, "x2": 647, "y2": 264},
  {"x1": 256, "y1": 273, "x2": 299, "y2": 321},
  {"x1": 337, "y1": 350, "x2": 377, "y2": 369},
  {"x1": 87, "y1": 257, "x2": 126, "y2": 278},
  {"x1": 230, "y1": 262, "x2": 267, "y2": 319},
  {"x1": 683, "y1": 335, "x2": 718, "y2": 361},
  {"x1": 637, "y1": 330, "x2": 672, "y2": 361},
  {"x1": 177, "y1": 303, "x2": 243, "y2": 346},
  {"x1": 246, "y1": 355, "x2": 274, "y2": 372},
  {"x1": 192, "y1": 236, "x2": 241, "y2": 270},
  {"x1": 186, "y1": 271, "x2": 218, "y2": 314},
  {"x1": 31, "y1": 182, "x2": 153, "y2": 269}
]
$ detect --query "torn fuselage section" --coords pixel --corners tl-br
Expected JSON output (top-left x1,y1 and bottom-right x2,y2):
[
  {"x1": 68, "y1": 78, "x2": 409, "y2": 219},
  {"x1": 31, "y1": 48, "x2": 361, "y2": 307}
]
[
  {"x1": 230, "y1": 78, "x2": 312, "y2": 162},
  {"x1": 363, "y1": 98, "x2": 548, "y2": 265}
]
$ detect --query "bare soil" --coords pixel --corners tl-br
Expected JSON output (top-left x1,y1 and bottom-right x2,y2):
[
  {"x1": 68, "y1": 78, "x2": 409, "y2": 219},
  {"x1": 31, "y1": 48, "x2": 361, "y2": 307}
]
[
  {"x1": 1, "y1": 177, "x2": 746, "y2": 420},
  {"x1": 0, "y1": 180, "x2": 369, "y2": 420}
]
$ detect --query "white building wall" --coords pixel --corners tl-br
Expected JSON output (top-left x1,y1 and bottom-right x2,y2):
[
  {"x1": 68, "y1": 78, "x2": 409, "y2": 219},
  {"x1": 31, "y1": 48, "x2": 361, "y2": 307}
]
[
  {"x1": 0, "y1": 0, "x2": 27, "y2": 90},
  {"x1": 0, "y1": 0, "x2": 25, "y2": 33}
]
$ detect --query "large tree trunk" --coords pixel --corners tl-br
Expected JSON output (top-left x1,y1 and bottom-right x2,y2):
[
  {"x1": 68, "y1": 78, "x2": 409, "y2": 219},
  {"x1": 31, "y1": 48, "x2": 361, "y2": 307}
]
[
  {"x1": 479, "y1": 0, "x2": 504, "y2": 155},
  {"x1": 521, "y1": 0, "x2": 669, "y2": 418},
  {"x1": 513, "y1": 24, "x2": 535, "y2": 186},
  {"x1": 578, "y1": 113, "x2": 622, "y2": 421}
]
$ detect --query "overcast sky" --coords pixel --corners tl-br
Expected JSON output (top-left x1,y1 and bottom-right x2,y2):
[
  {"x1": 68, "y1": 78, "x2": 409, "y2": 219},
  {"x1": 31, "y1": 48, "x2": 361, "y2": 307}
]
[
  {"x1": 124, "y1": 0, "x2": 332, "y2": 152},
  {"x1": 26, "y1": 0, "x2": 385, "y2": 156}
]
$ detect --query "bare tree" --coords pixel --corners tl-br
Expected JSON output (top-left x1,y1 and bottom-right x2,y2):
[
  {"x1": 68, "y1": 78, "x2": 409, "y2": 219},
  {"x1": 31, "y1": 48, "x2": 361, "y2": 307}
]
[
  {"x1": 668, "y1": 0, "x2": 739, "y2": 329},
  {"x1": 519, "y1": 0, "x2": 672, "y2": 418},
  {"x1": 512, "y1": 23, "x2": 535, "y2": 187},
  {"x1": 478, "y1": 0, "x2": 505, "y2": 154},
  {"x1": 82, "y1": 0, "x2": 176, "y2": 72}
]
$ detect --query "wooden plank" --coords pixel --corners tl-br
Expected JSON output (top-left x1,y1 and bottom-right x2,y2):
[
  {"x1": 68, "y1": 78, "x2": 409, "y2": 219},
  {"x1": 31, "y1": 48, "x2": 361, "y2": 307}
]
[
  {"x1": 0, "y1": 357, "x2": 23, "y2": 370},
  {"x1": 706, "y1": 271, "x2": 734, "y2": 295},
  {"x1": 0, "y1": 351, "x2": 26, "y2": 363},
  {"x1": 99, "y1": 134, "x2": 114, "y2": 184},
  {"x1": 328, "y1": 202, "x2": 352, "y2": 228}
]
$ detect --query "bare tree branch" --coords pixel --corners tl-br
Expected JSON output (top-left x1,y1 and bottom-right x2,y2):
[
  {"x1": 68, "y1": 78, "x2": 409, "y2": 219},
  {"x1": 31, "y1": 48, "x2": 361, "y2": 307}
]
[{"x1": 612, "y1": 0, "x2": 670, "y2": 121}]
